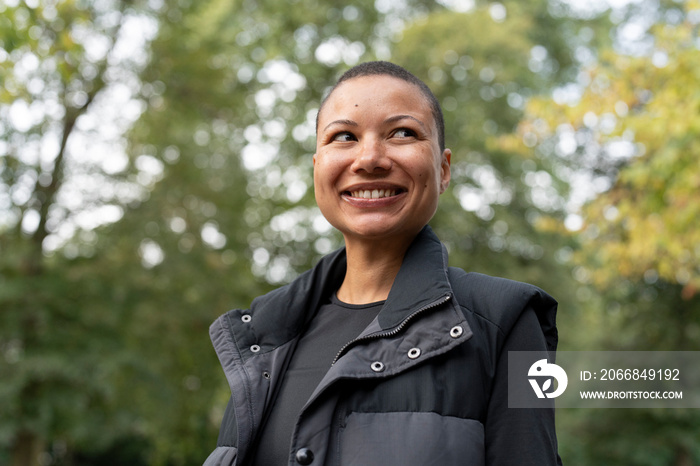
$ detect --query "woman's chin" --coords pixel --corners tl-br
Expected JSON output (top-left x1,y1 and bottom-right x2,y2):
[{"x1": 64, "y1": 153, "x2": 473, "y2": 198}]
[{"x1": 339, "y1": 221, "x2": 424, "y2": 245}]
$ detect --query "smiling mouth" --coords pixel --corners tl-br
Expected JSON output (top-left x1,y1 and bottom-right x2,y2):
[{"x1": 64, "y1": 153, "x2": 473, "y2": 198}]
[{"x1": 346, "y1": 188, "x2": 405, "y2": 199}]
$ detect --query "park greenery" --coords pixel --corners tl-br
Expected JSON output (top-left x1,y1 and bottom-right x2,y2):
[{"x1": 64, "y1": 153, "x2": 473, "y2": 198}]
[{"x1": 1, "y1": 0, "x2": 698, "y2": 464}]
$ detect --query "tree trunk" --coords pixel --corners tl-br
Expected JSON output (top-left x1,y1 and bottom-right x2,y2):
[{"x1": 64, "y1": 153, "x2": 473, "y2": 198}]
[{"x1": 11, "y1": 431, "x2": 43, "y2": 466}]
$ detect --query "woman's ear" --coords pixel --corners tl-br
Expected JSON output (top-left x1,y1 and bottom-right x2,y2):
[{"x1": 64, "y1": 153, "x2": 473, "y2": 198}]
[{"x1": 439, "y1": 149, "x2": 451, "y2": 194}]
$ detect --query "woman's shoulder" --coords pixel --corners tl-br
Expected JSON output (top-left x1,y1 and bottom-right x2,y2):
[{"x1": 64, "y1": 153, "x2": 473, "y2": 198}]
[
  {"x1": 447, "y1": 267, "x2": 558, "y2": 350},
  {"x1": 447, "y1": 268, "x2": 555, "y2": 303}
]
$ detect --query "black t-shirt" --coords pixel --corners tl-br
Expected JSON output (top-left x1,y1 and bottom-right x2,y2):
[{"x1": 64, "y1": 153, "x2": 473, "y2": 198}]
[{"x1": 250, "y1": 294, "x2": 383, "y2": 466}]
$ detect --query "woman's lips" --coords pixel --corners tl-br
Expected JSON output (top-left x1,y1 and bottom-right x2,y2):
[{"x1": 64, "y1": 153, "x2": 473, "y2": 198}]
[
  {"x1": 341, "y1": 188, "x2": 407, "y2": 207},
  {"x1": 348, "y1": 188, "x2": 399, "y2": 199}
]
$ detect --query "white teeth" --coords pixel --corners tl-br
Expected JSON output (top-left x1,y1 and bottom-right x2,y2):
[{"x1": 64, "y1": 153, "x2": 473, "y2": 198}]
[{"x1": 350, "y1": 189, "x2": 399, "y2": 199}]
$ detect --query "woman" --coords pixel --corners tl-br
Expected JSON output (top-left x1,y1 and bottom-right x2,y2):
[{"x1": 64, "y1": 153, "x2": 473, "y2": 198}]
[{"x1": 204, "y1": 61, "x2": 561, "y2": 466}]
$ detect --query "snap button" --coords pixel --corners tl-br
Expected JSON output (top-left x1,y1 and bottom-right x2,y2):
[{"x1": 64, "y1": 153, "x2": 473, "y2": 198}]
[
  {"x1": 250, "y1": 344, "x2": 261, "y2": 353},
  {"x1": 407, "y1": 347, "x2": 421, "y2": 359},
  {"x1": 241, "y1": 315, "x2": 251, "y2": 323},
  {"x1": 370, "y1": 361, "x2": 385, "y2": 372},
  {"x1": 295, "y1": 447, "x2": 314, "y2": 465},
  {"x1": 450, "y1": 325, "x2": 464, "y2": 338}
]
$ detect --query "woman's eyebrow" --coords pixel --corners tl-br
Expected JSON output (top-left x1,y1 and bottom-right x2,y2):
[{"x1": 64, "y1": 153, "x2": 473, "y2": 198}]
[
  {"x1": 384, "y1": 114, "x2": 428, "y2": 131},
  {"x1": 322, "y1": 119, "x2": 358, "y2": 132}
]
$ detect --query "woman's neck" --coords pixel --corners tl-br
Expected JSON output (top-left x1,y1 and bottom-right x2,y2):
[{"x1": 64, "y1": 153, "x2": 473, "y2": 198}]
[{"x1": 336, "y1": 235, "x2": 413, "y2": 304}]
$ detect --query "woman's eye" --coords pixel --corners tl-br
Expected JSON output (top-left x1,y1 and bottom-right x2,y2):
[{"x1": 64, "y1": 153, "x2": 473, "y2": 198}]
[
  {"x1": 393, "y1": 128, "x2": 417, "y2": 138},
  {"x1": 331, "y1": 132, "x2": 356, "y2": 142}
]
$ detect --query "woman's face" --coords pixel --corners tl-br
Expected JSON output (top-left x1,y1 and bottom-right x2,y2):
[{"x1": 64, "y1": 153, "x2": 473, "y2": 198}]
[{"x1": 314, "y1": 75, "x2": 451, "y2": 244}]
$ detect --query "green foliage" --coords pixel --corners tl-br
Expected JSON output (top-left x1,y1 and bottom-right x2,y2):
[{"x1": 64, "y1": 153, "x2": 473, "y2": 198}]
[
  {"x1": 3, "y1": 0, "x2": 403, "y2": 464},
  {"x1": 3, "y1": 0, "x2": 698, "y2": 464},
  {"x1": 509, "y1": 2, "x2": 700, "y2": 464},
  {"x1": 518, "y1": 3, "x2": 700, "y2": 298},
  {"x1": 558, "y1": 408, "x2": 700, "y2": 465}
]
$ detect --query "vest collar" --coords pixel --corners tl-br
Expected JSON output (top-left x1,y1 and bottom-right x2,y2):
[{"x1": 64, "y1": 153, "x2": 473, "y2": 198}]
[{"x1": 249, "y1": 225, "x2": 452, "y2": 343}]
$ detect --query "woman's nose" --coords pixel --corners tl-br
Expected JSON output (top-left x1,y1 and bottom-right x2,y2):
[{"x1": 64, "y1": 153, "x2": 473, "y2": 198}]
[{"x1": 350, "y1": 137, "x2": 392, "y2": 173}]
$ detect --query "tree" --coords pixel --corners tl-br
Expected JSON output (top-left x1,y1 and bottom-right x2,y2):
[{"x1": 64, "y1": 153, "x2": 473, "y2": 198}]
[
  {"x1": 522, "y1": 10, "x2": 700, "y2": 299},
  {"x1": 2, "y1": 0, "x2": 406, "y2": 463},
  {"x1": 0, "y1": 1, "x2": 166, "y2": 464},
  {"x1": 506, "y1": 2, "x2": 700, "y2": 463}
]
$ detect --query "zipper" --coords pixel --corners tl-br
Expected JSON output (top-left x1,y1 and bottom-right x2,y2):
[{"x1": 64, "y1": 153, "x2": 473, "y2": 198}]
[{"x1": 331, "y1": 294, "x2": 452, "y2": 365}]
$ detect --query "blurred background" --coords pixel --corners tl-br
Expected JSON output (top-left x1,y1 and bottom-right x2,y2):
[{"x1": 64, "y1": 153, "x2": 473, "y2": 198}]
[{"x1": 1, "y1": 0, "x2": 699, "y2": 464}]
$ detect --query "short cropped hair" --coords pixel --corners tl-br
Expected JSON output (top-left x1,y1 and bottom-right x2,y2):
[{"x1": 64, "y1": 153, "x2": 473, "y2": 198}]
[{"x1": 316, "y1": 61, "x2": 446, "y2": 152}]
